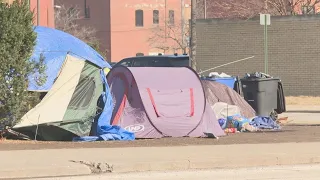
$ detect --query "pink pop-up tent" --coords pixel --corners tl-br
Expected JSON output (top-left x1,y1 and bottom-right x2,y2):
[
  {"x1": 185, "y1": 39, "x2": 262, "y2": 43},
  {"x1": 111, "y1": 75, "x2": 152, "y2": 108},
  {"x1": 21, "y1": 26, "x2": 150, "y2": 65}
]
[{"x1": 107, "y1": 66, "x2": 225, "y2": 139}]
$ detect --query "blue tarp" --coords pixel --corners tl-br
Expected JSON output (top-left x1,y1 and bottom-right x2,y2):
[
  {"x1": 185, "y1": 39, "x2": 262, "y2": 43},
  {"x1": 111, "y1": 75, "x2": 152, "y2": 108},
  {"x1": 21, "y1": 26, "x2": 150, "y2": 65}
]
[
  {"x1": 29, "y1": 26, "x2": 134, "y2": 141},
  {"x1": 28, "y1": 26, "x2": 111, "y2": 91},
  {"x1": 201, "y1": 77, "x2": 236, "y2": 89},
  {"x1": 249, "y1": 116, "x2": 281, "y2": 130}
]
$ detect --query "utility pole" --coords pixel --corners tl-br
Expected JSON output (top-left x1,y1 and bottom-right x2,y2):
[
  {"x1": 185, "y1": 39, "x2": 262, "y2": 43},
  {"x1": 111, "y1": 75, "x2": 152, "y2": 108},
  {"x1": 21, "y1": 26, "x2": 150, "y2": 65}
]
[
  {"x1": 181, "y1": 0, "x2": 185, "y2": 54},
  {"x1": 260, "y1": 14, "x2": 270, "y2": 74},
  {"x1": 164, "y1": 0, "x2": 167, "y2": 40},
  {"x1": 204, "y1": 0, "x2": 207, "y2": 19},
  {"x1": 265, "y1": 0, "x2": 268, "y2": 10},
  {"x1": 37, "y1": 0, "x2": 40, "y2": 26},
  {"x1": 190, "y1": 0, "x2": 197, "y2": 70}
]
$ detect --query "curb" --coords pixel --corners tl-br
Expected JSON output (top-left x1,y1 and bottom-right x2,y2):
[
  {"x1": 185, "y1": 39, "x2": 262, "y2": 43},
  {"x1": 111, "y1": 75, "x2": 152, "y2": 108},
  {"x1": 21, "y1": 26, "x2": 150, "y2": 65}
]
[
  {"x1": 111, "y1": 154, "x2": 320, "y2": 173},
  {"x1": 0, "y1": 164, "x2": 91, "y2": 179}
]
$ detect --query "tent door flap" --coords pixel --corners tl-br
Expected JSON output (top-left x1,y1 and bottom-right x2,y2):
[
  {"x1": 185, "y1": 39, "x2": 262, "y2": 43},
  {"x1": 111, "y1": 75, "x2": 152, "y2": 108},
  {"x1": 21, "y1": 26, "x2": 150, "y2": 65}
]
[{"x1": 146, "y1": 88, "x2": 194, "y2": 118}]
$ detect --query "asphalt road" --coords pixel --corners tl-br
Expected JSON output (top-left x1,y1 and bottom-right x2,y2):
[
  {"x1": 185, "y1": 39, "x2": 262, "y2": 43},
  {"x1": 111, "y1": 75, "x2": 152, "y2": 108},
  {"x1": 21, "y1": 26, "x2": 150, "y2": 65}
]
[{"x1": 33, "y1": 164, "x2": 320, "y2": 180}]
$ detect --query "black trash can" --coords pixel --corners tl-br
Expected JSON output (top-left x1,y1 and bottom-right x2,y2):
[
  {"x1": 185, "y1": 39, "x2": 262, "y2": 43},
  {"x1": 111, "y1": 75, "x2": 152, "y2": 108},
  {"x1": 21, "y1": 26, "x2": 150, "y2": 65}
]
[{"x1": 241, "y1": 77, "x2": 279, "y2": 117}]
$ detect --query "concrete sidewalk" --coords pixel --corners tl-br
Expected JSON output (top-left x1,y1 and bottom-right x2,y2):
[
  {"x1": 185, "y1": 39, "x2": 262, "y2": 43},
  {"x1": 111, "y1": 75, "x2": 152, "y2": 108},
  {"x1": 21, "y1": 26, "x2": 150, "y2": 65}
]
[
  {"x1": 281, "y1": 105, "x2": 320, "y2": 125},
  {"x1": 2, "y1": 142, "x2": 320, "y2": 179},
  {"x1": 286, "y1": 105, "x2": 320, "y2": 111},
  {"x1": 33, "y1": 164, "x2": 320, "y2": 180}
]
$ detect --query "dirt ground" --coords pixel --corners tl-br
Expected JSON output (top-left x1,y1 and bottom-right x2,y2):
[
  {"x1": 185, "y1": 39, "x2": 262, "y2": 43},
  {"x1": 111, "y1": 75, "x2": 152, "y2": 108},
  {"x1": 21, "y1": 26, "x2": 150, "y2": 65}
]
[
  {"x1": 0, "y1": 125, "x2": 319, "y2": 151},
  {"x1": 286, "y1": 96, "x2": 320, "y2": 105}
]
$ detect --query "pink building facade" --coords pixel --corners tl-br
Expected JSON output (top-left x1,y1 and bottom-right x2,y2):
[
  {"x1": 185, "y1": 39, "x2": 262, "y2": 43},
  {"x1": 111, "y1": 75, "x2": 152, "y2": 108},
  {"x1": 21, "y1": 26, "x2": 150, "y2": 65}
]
[
  {"x1": 30, "y1": 0, "x2": 55, "y2": 28},
  {"x1": 55, "y1": 0, "x2": 191, "y2": 62},
  {"x1": 3, "y1": 0, "x2": 54, "y2": 28}
]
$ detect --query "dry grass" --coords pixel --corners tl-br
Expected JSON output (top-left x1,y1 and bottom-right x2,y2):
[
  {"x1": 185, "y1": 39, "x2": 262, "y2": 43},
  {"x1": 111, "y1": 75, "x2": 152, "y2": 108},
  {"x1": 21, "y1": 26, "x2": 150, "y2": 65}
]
[{"x1": 286, "y1": 96, "x2": 320, "y2": 105}]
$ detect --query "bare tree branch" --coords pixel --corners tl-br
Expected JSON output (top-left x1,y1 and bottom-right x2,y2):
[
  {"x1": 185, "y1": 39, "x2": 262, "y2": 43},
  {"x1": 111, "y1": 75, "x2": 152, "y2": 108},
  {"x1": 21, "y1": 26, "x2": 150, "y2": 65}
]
[
  {"x1": 266, "y1": 0, "x2": 320, "y2": 15},
  {"x1": 148, "y1": 19, "x2": 189, "y2": 54},
  {"x1": 196, "y1": 0, "x2": 264, "y2": 19},
  {"x1": 197, "y1": 0, "x2": 320, "y2": 19},
  {"x1": 55, "y1": 5, "x2": 97, "y2": 43},
  {"x1": 54, "y1": 5, "x2": 107, "y2": 58}
]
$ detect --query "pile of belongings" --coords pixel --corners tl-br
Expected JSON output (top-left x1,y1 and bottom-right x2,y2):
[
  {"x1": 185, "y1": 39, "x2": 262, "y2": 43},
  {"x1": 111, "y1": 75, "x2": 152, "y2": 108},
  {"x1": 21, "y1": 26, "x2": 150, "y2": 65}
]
[
  {"x1": 244, "y1": 72, "x2": 272, "y2": 79},
  {"x1": 218, "y1": 115, "x2": 281, "y2": 133},
  {"x1": 213, "y1": 102, "x2": 281, "y2": 133},
  {"x1": 208, "y1": 72, "x2": 231, "y2": 78}
]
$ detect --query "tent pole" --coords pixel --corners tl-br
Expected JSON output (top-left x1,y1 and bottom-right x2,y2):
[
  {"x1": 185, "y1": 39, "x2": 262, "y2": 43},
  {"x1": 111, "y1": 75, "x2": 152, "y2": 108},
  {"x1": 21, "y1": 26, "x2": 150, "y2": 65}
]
[{"x1": 34, "y1": 115, "x2": 40, "y2": 141}]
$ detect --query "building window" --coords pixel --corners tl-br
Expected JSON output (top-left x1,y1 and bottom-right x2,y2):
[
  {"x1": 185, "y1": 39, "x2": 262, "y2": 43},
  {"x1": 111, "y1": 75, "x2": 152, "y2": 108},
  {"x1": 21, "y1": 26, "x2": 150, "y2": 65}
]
[
  {"x1": 153, "y1": 10, "x2": 159, "y2": 24},
  {"x1": 169, "y1": 10, "x2": 174, "y2": 25},
  {"x1": 84, "y1": 0, "x2": 90, "y2": 18},
  {"x1": 302, "y1": 5, "x2": 315, "y2": 14},
  {"x1": 85, "y1": 6, "x2": 90, "y2": 18},
  {"x1": 135, "y1": 10, "x2": 144, "y2": 27},
  {"x1": 69, "y1": 77, "x2": 96, "y2": 110}
]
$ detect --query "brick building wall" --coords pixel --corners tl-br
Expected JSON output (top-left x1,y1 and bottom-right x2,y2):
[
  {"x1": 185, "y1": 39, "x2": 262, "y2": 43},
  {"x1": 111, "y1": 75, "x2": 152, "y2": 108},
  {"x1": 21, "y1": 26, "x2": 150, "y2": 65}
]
[
  {"x1": 196, "y1": 15, "x2": 320, "y2": 96},
  {"x1": 30, "y1": 0, "x2": 55, "y2": 28},
  {"x1": 3, "y1": 0, "x2": 54, "y2": 28},
  {"x1": 55, "y1": 0, "x2": 191, "y2": 62}
]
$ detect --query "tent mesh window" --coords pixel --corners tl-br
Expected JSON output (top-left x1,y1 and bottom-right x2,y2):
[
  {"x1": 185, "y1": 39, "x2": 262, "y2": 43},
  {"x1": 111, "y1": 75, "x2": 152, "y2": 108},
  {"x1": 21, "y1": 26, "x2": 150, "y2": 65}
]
[
  {"x1": 59, "y1": 62, "x2": 103, "y2": 138},
  {"x1": 68, "y1": 76, "x2": 96, "y2": 110}
]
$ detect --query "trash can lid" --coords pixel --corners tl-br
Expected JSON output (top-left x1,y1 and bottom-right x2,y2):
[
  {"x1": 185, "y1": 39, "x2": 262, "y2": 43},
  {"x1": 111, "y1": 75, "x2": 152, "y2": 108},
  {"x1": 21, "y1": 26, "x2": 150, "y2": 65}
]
[{"x1": 240, "y1": 77, "x2": 280, "y2": 82}]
